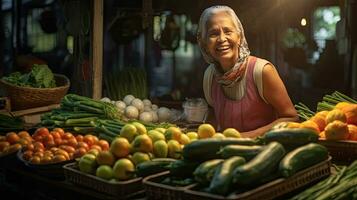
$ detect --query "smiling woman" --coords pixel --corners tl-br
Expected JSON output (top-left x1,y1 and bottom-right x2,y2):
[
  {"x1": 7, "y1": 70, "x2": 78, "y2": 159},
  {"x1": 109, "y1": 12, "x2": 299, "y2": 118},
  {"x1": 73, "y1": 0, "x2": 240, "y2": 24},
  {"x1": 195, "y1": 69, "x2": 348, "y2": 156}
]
[{"x1": 197, "y1": 5, "x2": 298, "y2": 138}]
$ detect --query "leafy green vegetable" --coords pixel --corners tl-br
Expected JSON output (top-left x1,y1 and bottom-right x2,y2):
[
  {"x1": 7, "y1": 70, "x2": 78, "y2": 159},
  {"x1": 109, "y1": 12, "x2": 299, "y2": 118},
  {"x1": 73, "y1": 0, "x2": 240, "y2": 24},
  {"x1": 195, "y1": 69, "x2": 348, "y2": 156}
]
[{"x1": 2, "y1": 64, "x2": 56, "y2": 88}]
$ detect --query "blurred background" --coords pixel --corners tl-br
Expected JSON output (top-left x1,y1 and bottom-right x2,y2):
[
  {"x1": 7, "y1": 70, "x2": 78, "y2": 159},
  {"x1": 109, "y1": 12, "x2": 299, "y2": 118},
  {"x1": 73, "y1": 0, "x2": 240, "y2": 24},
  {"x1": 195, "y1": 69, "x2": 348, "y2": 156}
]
[{"x1": 0, "y1": 0, "x2": 356, "y2": 110}]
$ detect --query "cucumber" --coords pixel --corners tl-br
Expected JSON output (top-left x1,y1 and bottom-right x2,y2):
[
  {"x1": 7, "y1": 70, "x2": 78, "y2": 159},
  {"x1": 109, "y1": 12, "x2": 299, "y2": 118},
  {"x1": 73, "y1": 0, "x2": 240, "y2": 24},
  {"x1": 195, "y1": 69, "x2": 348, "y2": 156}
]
[
  {"x1": 217, "y1": 145, "x2": 263, "y2": 160},
  {"x1": 279, "y1": 143, "x2": 328, "y2": 177},
  {"x1": 232, "y1": 142, "x2": 286, "y2": 186},
  {"x1": 136, "y1": 158, "x2": 176, "y2": 177},
  {"x1": 183, "y1": 138, "x2": 257, "y2": 161},
  {"x1": 262, "y1": 128, "x2": 318, "y2": 149},
  {"x1": 193, "y1": 159, "x2": 224, "y2": 185},
  {"x1": 169, "y1": 159, "x2": 201, "y2": 178},
  {"x1": 208, "y1": 156, "x2": 246, "y2": 195}
]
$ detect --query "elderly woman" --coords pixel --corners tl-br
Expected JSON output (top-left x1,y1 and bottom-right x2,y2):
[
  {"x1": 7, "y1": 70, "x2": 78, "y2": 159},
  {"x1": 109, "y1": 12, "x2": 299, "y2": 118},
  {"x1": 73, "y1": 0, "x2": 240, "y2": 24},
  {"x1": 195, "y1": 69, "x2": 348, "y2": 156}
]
[{"x1": 197, "y1": 5, "x2": 298, "y2": 138}]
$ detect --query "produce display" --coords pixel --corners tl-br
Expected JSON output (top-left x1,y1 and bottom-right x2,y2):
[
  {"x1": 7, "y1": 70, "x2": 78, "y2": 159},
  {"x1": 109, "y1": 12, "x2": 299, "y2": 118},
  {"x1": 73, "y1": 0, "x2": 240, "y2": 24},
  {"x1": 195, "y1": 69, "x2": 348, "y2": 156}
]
[
  {"x1": 101, "y1": 94, "x2": 173, "y2": 123},
  {"x1": 0, "y1": 131, "x2": 31, "y2": 157}
]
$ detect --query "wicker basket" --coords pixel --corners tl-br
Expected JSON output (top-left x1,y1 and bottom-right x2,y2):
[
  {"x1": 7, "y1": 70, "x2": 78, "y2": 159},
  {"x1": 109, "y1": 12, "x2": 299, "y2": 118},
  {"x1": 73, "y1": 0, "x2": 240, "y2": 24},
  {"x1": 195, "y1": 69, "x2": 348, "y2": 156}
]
[
  {"x1": 318, "y1": 140, "x2": 357, "y2": 164},
  {"x1": 143, "y1": 171, "x2": 196, "y2": 200},
  {"x1": 0, "y1": 74, "x2": 70, "y2": 111},
  {"x1": 63, "y1": 162, "x2": 144, "y2": 199},
  {"x1": 183, "y1": 157, "x2": 332, "y2": 200}
]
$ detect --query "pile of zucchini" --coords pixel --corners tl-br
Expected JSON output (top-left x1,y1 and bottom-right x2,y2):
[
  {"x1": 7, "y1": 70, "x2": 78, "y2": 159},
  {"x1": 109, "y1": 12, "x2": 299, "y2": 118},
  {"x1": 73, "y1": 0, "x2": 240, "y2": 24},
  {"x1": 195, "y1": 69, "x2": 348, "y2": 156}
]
[{"x1": 177, "y1": 136, "x2": 328, "y2": 196}]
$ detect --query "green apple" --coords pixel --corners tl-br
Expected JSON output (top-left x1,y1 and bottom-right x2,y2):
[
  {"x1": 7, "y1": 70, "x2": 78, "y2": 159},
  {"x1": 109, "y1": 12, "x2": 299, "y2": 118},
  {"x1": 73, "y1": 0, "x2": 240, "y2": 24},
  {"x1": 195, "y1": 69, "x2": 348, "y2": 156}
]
[
  {"x1": 96, "y1": 165, "x2": 114, "y2": 180},
  {"x1": 78, "y1": 154, "x2": 97, "y2": 174}
]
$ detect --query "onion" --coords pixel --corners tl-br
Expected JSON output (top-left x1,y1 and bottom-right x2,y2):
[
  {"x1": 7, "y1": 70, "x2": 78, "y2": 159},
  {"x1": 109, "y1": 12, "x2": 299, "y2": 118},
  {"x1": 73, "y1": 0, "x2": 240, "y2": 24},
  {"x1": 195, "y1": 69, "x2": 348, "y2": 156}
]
[
  {"x1": 150, "y1": 111, "x2": 158, "y2": 122},
  {"x1": 157, "y1": 107, "x2": 171, "y2": 122},
  {"x1": 131, "y1": 98, "x2": 144, "y2": 112},
  {"x1": 123, "y1": 94, "x2": 135, "y2": 106},
  {"x1": 139, "y1": 112, "x2": 153, "y2": 123},
  {"x1": 115, "y1": 101, "x2": 126, "y2": 111},
  {"x1": 143, "y1": 99, "x2": 152, "y2": 107},
  {"x1": 144, "y1": 106, "x2": 152, "y2": 112},
  {"x1": 151, "y1": 104, "x2": 158, "y2": 111},
  {"x1": 124, "y1": 106, "x2": 139, "y2": 119},
  {"x1": 100, "y1": 97, "x2": 111, "y2": 103}
]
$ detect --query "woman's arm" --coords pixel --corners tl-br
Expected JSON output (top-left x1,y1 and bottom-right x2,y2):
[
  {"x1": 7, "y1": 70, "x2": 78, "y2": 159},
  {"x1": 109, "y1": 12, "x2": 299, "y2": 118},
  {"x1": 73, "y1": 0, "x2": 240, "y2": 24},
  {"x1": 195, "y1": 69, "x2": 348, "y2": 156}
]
[{"x1": 240, "y1": 64, "x2": 298, "y2": 138}]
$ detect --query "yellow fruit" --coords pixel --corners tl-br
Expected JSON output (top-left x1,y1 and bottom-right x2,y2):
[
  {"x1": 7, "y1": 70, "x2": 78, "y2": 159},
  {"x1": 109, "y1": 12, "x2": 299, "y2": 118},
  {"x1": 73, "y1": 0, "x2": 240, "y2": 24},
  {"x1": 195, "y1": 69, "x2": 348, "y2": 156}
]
[
  {"x1": 131, "y1": 122, "x2": 147, "y2": 135},
  {"x1": 167, "y1": 140, "x2": 182, "y2": 159},
  {"x1": 110, "y1": 137, "x2": 131, "y2": 158},
  {"x1": 153, "y1": 140, "x2": 168, "y2": 158},
  {"x1": 154, "y1": 128, "x2": 166, "y2": 134},
  {"x1": 147, "y1": 130, "x2": 165, "y2": 143},
  {"x1": 131, "y1": 134, "x2": 153, "y2": 153},
  {"x1": 164, "y1": 127, "x2": 182, "y2": 141},
  {"x1": 96, "y1": 165, "x2": 114, "y2": 180},
  {"x1": 186, "y1": 132, "x2": 198, "y2": 140},
  {"x1": 179, "y1": 134, "x2": 190, "y2": 145},
  {"x1": 113, "y1": 158, "x2": 135, "y2": 180},
  {"x1": 212, "y1": 133, "x2": 226, "y2": 139},
  {"x1": 300, "y1": 120, "x2": 320, "y2": 134},
  {"x1": 131, "y1": 152, "x2": 151, "y2": 165},
  {"x1": 96, "y1": 151, "x2": 115, "y2": 166},
  {"x1": 223, "y1": 128, "x2": 240, "y2": 138},
  {"x1": 325, "y1": 109, "x2": 347, "y2": 125},
  {"x1": 197, "y1": 124, "x2": 216, "y2": 139},
  {"x1": 324, "y1": 120, "x2": 349, "y2": 140},
  {"x1": 120, "y1": 124, "x2": 138, "y2": 142}
]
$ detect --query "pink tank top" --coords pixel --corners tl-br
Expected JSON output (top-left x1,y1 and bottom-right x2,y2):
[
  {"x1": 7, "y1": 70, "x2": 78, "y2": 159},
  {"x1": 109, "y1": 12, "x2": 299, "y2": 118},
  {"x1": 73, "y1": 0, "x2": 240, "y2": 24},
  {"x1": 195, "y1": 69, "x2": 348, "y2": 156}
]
[{"x1": 211, "y1": 56, "x2": 277, "y2": 132}]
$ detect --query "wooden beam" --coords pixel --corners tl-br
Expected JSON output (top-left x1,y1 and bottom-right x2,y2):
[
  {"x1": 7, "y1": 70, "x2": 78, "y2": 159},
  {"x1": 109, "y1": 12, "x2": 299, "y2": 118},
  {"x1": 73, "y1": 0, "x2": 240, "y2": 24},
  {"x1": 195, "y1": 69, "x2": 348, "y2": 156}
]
[{"x1": 92, "y1": 0, "x2": 103, "y2": 100}]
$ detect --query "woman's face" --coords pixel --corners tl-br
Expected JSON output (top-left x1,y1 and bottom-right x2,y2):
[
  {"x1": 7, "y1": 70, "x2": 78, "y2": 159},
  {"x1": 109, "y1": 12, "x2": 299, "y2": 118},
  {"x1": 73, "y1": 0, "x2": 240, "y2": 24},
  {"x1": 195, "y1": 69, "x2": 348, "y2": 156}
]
[{"x1": 205, "y1": 12, "x2": 240, "y2": 71}]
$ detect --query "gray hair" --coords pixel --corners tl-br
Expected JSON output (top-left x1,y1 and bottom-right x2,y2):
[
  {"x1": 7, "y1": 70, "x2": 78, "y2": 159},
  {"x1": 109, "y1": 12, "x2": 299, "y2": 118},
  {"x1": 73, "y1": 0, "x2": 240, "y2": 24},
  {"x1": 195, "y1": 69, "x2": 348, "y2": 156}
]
[{"x1": 197, "y1": 5, "x2": 250, "y2": 64}]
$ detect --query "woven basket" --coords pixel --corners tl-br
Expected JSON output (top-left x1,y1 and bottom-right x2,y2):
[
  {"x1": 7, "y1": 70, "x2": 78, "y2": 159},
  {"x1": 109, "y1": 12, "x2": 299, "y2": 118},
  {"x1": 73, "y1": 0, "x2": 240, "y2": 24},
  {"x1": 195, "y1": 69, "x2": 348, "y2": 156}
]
[{"x1": 0, "y1": 74, "x2": 70, "y2": 111}]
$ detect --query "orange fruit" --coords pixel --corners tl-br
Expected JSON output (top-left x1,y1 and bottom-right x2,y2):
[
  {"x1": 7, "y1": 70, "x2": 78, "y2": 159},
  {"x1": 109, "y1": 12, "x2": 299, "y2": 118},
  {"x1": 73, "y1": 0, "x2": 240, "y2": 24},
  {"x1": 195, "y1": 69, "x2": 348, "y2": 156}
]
[
  {"x1": 300, "y1": 120, "x2": 320, "y2": 134},
  {"x1": 18, "y1": 131, "x2": 30, "y2": 138},
  {"x1": 6, "y1": 132, "x2": 20, "y2": 144},
  {"x1": 53, "y1": 128, "x2": 65, "y2": 136},
  {"x1": 97, "y1": 140, "x2": 110, "y2": 151},
  {"x1": 83, "y1": 135, "x2": 96, "y2": 146},
  {"x1": 73, "y1": 147, "x2": 87, "y2": 158},
  {"x1": 67, "y1": 138, "x2": 78, "y2": 148},
  {"x1": 52, "y1": 154, "x2": 67, "y2": 163},
  {"x1": 0, "y1": 141, "x2": 11, "y2": 152},
  {"x1": 197, "y1": 124, "x2": 216, "y2": 139},
  {"x1": 34, "y1": 127, "x2": 50, "y2": 137},
  {"x1": 110, "y1": 137, "x2": 131, "y2": 158},
  {"x1": 33, "y1": 142, "x2": 45, "y2": 152},
  {"x1": 63, "y1": 132, "x2": 74, "y2": 140},
  {"x1": 90, "y1": 144, "x2": 102, "y2": 152},
  {"x1": 29, "y1": 156, "x2": 41, "y2": 164},
  {"x1": 77, "y1": 142, "x2": 90, "y2": 151},
  {"x1": 22, "y1": 150, "x2": 33, "y2": 161},
  {"x1": 96, "y1": 151, "x2": 115, "y2": 166},
  {"x1": 76, "y1": 135, "x2": 84, "y2": 142}
]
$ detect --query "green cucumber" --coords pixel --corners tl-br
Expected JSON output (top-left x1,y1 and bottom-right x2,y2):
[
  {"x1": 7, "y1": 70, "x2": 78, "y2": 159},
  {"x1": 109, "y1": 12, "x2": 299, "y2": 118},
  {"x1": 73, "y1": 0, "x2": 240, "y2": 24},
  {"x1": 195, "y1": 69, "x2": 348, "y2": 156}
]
[
  {"x1": 208, "y1": 156, "x2": 246, "y2": 195},
  {"x1": 136, "y1": 158, "x2": 176, "y2": 177},
  {"x1": 262, "y1": 128, "x2": 318, "y2": 149},
  {"x1": 218, "y1": 145, "x2": 263, "y2": 160},
  {"x1": 183, "y1": 138, "x2": 257, "y2": 161},
  {"x1": 279, "y1": 143, "x2": 328, "y2": 177},
  {"x1": 232, "y1": 142, "x2": 286, "y2": 186},
  {"x1": 169, "y1": 159, "x2": 201, "y2": 178},
  {"x1": 193, "y1": 159, "x2": 224, "y2": 185}
]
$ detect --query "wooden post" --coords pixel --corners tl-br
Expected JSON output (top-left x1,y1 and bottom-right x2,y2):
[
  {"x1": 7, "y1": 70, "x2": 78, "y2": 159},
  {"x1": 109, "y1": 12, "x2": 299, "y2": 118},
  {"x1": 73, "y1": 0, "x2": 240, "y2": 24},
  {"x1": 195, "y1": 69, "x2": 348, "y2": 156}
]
[{"x1": 92, "y1": 0, "x2": 103, "y2": 100}]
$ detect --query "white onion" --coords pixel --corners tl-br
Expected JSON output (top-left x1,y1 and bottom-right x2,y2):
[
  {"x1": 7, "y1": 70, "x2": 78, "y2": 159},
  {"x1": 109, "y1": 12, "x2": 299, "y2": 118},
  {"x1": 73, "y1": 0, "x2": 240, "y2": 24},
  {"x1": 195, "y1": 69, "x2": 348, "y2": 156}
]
[
  {"x1": 151, "y1": 104, "x2": 158, "y2": 111},
  {"x1": 157, "y1": 107, "x2": 171, "y2": 122},
  {"x1": 131, "y1": 98, "x2": 144, "y2": 112},
  {"x1": 144, "y1": 106, "x2": 152, "y2": 112},
  {"x1": 115, "y1": 100, "x2": 126, "y2": 111},
  {"x1": 123, "y1": 94, "x2": 135, "y2": 106},
  {"x1": 150, "y1": 111, "x2": 158, "y2": 122},
  {"x1": 143, "y1": 99, "x2": 152, "y2": 107},
  {"x1": 139, "y1": 112, "x2": 153, "y2": 123},
  {"x1": 100, "y1": 97, "x2": 111, "y2": 103},
  {"x1": 124, "y1": 105, "x2": 139, "y2": 119}
]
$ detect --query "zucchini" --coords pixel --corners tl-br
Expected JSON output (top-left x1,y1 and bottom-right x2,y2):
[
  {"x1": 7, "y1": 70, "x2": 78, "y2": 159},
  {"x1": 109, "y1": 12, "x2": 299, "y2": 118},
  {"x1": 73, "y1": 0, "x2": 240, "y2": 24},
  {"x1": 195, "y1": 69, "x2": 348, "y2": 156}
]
[
  {"x1": 232, "y1": 142, "x2": 286, "y2": 186},
  {"x1": 183, "y1": 138, "x2": 257, "y2": 161},
  {"x1": 136, "y1": 158, "x2": 176, "y2": 177},
  {"x1": 193, "y1": 159, "x2": 224, "y2": 185},
  {"x1": 279, "y1": 143, "x2": 328, "y2": 177},
  {"x1": 208, "y1": 156, "x2": 246, "y2": 195},
  {"x1": 262, "y1": 128, "x2": 318, "y2": 149},
  {"x1": 169, "y1": 159, "x2": 201, "y2": 178},
  {"x1": 217, "y1": 145, "x2": 263, "y2": 160}
]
